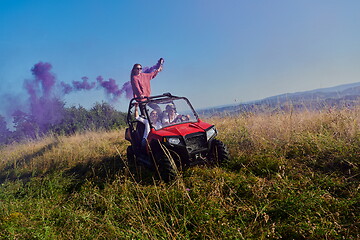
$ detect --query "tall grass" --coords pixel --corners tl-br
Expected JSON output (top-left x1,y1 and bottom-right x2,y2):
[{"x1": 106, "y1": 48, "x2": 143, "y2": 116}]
[{"x1": 0, "y1": 108, "x2": 359, "y2": 239}]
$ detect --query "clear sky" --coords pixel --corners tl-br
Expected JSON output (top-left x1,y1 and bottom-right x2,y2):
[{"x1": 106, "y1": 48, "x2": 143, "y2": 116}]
[{"x1": 1, "y1": 0, "x2": 360, "y2": 114}]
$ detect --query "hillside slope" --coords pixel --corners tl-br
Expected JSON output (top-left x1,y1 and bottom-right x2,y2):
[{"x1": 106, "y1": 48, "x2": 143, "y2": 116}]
[
  {"x1": 201, "y1": 81, "x2": 360, "y2": 116},
  {"x1": 0, "y1": 109, "x2": 359, "y2": 239}
]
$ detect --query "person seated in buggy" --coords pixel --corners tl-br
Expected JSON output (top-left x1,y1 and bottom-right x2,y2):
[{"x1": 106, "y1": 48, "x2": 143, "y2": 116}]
[
  {"x1": 134, "y1": 103, "x2": 163, "y2": 149},
  {"x1": 162, "y1": 103, "x2": 190, "y2": 126}
]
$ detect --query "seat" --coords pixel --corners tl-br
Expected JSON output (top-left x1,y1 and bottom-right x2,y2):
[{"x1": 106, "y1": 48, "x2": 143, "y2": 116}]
[{"x1": 130, "y1": 121, "x2": 146, "y2": 152}]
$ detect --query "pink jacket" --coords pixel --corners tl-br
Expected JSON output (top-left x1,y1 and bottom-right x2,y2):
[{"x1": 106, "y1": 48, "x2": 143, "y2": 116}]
[{"x1": 131, "y1": 71, "x2": 158, "y2": 99}]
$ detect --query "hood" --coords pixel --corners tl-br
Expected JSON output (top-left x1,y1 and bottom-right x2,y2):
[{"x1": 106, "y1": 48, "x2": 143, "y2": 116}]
[{"x1": 153, "y1": 120, "x2": 213, "y2": 137}]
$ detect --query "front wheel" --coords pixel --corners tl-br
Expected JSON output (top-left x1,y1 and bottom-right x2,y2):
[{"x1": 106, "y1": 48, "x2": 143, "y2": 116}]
[
  {"x1": 157, "y1": 153, "x2": 178, "y2": 182},
  {"x1": 208, "y1": 139, "x2": 230, "y2": 166}
]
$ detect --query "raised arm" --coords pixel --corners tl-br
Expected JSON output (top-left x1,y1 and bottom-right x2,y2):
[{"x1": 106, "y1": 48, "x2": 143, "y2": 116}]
[
  {"x1": 134, "y1": 103, "x2": 139, "y2": 118},
  {"x1": 143, "y1": 58, "x2": 164, "y2": 73}
]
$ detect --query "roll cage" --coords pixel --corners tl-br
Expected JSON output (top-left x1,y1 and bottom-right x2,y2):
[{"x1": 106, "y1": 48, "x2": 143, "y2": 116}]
[{"x1": 126, "y1": 93, "x2": 199, "y2": 130}]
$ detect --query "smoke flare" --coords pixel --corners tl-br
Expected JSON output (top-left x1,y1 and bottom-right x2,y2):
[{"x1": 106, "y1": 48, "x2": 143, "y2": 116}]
[{"x1": 1, "y1": 58, "x2": 164, "y2": 141}]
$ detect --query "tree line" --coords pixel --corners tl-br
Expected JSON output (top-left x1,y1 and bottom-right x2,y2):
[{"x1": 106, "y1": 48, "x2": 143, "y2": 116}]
[{"x1": 0, "y1": 101, "x2": 127, "y2": 145}]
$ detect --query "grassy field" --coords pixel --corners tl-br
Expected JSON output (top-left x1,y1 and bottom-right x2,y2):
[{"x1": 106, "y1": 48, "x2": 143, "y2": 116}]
[{"x1": 0, "y1": 108, "x2": 359, "y2": 239}]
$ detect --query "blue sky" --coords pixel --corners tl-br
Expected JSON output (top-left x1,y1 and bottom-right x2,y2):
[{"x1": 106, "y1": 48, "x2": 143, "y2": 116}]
[{"x1": 1, "y1": 0, "x2": 360, "y2": 114}]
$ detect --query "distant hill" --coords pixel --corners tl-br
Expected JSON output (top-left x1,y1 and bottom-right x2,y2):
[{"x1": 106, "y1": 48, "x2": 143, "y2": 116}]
[{"x1": 200, "y1": 82, "x2": 360, "y2": 116}]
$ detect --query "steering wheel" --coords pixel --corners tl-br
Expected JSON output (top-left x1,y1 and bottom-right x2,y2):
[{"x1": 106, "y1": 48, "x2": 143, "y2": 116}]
[{"x1": 180, "y1": 115, "x2": 190, "y2": 121}]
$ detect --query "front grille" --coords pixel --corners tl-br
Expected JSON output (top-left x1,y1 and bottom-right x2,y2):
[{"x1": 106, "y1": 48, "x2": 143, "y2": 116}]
[{"x1": 185, "y1": 132, "x2": 207, "y2": 153}]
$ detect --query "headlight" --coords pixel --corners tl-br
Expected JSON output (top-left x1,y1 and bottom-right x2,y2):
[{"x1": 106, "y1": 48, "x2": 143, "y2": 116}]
[
  {"x1": 167, "y1": 137, "x2": 181, "y2": 145},
  {"x1": 206, "y1": 127, "x2": 217, "y2": 141}
]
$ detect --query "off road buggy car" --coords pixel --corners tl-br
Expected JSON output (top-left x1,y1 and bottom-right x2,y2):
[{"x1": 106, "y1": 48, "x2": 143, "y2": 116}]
[{"x1": 125, "y1": 93, "x2": 229, "y2": 181}]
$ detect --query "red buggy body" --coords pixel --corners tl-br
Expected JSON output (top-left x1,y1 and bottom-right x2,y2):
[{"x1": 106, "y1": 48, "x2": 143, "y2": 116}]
[{"x1": 125, "y1": 93, "x2": 229, "y2": 181}]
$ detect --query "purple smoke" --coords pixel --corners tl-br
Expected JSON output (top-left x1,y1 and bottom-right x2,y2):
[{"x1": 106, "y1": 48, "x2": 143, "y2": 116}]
[
  {"x1": 31, "y1": 62, "x2": 56, "y2": 98},
  {"x1": 73, "y1": 77, "x2": 96, "y2": 91},
  {"x1": 96, "y1": 79, "x2": 132, "y2": 101},
  {"x1": 1, "y1": 58, "x2": 164, "y2": 138},
  {"x1": 24, "y1": 62, "x2": 63, "y2": 133},
  {"x1": 96, "y1": 76, "x2": 122, "y2": 101},
  {"x1": 60, "y1": 77, "x2": 96, "y2": 94},
  {"x1": 120, "y1": 81, "x2": 133, "y2": 99},
  {"x1": 61, "y1": 82, "x2": 73, "y2": 94}
]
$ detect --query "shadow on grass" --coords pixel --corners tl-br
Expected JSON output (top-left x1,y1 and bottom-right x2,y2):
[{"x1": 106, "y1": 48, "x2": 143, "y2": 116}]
[
  {"x1": 125, "y1": 161, "x2": 162, "y2": 185},
  {"x1": 64, "y1": 155, "x2": 127, "y2": 191},
  {"x1": 0, "y1": 144, "x2": 158, "y2": 191},
  {"x1": 0, "y1": 140, "x2": 130, "y2": 189},
  {"x1": 0, "y1": 141, "x2": 59, "y2": 184}
]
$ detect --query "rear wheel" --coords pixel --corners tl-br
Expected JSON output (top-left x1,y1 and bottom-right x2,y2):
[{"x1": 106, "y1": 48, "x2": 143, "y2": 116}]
[{"x1": 208, "y1": 139, "x2": 230, "y2": 166}]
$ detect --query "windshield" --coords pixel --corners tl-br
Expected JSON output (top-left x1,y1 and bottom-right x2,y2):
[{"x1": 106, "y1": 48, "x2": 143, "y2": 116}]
[{"x1": 145, "y1": 98, "x2": 198, "y2": 130}]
